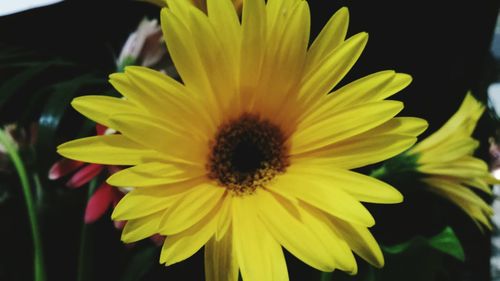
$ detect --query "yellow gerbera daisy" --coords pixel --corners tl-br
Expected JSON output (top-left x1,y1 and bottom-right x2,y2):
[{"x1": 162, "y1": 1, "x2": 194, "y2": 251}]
[
  {"x1": 144, "y1": 0, "x2": 243, "y2": 13},
  {"x1": 58, "y1": 0, "x2": 427, "y2": 279},
  {"x1": 407, "y1": 93, "x2": 496, "y2": 230}
]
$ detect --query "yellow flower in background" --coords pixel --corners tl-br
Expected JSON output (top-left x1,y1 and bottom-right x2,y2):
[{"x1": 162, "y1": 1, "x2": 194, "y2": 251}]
[
  {"x1": 143, "y1": 0, "x2": 243, "y2": 13},
  {"x1": 407, "y1": 93, "x2": 496, "y2": 230},
  {"x1": 58, "y1": 0, "x2": 427, "y2": 280}
]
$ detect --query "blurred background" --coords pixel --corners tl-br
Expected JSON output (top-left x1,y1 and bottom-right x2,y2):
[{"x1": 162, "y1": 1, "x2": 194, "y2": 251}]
[{"x1": 0, "y1": 0, "x2": 499, "y2": 280}]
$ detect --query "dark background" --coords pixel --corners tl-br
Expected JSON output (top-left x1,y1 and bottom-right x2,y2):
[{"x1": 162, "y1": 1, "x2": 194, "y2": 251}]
[{"x1": 0, "y1": 0, "x2": 499, "y2": 280}]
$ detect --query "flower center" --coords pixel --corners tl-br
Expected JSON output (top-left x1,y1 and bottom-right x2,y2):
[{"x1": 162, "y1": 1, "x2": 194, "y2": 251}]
[{"x1": 207, "y1": 113, "x2": 289, "y2": 195}]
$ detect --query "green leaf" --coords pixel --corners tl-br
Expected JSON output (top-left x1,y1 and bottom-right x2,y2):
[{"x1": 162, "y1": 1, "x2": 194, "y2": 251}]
[
  {"x1": 382, "y1": 226, "x2": 464, "y2": 261},
  {"x1": 35, "y1": 73, "x2": 105, "y2": 168},
  {"x1": 0, "y1": 63, "x2": 53, "y2": 110}
]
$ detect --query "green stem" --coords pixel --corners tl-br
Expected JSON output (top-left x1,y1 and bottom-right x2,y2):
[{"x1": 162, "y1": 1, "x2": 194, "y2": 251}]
[
  {"x1": 0, "y1": 130, "x2": 46, "y2": 281},
  {"x1": 320, "y1": 272, "x2": 332, "y2": 281},
  {"x1": 33, "y1": 172, "x2": 44, "y2": 204},
  {"x1": 77, "y1": 179, "x2": 98, "y2": 281}
]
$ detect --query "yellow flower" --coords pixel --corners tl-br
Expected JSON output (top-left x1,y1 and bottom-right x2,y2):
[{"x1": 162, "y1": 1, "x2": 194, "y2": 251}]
[
  {"x1": 58, "y1": 0, "x2": 427, "y2": 280},
  {"x1": 143, "y1": 0, "x2": 243, "y2": 13},
  {"x1": 407, "y1": 93, "x2": 496, "y2": 230}
]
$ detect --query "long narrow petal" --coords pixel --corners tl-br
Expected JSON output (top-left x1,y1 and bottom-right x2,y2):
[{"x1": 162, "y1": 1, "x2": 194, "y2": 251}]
[
  {"x1": 160, "y1": 204, "x2": 219, "y2": 266},
  {"x1": 48, "y1": 158, "x2": 84, "y2": 180},
  {"x1": 298, "y1": 32, "x2": 368, "y2": 111},
  {"x1": 285, "y1": 162, "x2": 403, "y2": 203},
  {"x1": 292, "y1": 134, "x2": 417, "y2": 169},
  {"x1": 256, "y1": 1, "x2": 309, "y2": 118},
  {"x1": 160, "y1": 7, "x2": 211, "y2": 96},
  {"x1": 412, "y1": 93, "x2": 484, "y2": 153},
  {"x1": 108, "y1": 113, "x2": 207, "y2": 164},
  {"x1": 121, "y1": 211, "x2": 163, "y2": 243},
  {"x1": 291, "y1": 101, "x2": 403, "y2": 155},
  {"x1": 233, "y1": 194, "x2": 288, "y2": 281},
  {"x1": 188, "y1": 5, "x2": 239, "y2": 112},
  {"x1": 67, "y1": 164, "x2": 103, "y2": 188},
  {"x1": 205, "y1": 229, "x2": 239, "y2": 281},
  {"x1": 300, "y1": 71, "x2": 411, "y2": 128},
  {"x1": 425, "y1": 178, "x2": 493, "y2": 230},
  {"x1": 207, "y1": 0, "x2": 241, "y2": 73},
  {"x1": 299, "y1": 202, "x2": 357, "y2": 274},
  {"x1": 239, "y1": 0, "x2": 266, "y2": 111},
  {"x1": 106, "y1": 162, "x2": 205, "y2": 187},
  {"x1": 419, "y1": 156, "x2": 489, "y2": 178},
  {"x1": 158, "y1": 184, "x2": 225, "y2": 235},
  {"x1": 57, "y1": 135, "x2": 162, "y2": 165},
  {"x1": 84, "y1": 182, "x2": 114, "y2": 223},
  {"x1": 111, "y1": 178, "x2": 204, "y2": 220},
  {"x1": 305, "y1": 6, "x2": 349, "y2": 73},
  {"x1": 71, "y1": 95, "x2": 142, "y2": 130},
  {"x1": 362, "y1": 117, "x2": 428, "y2": 137},
  {"x1": 112, "y1": 190, "x2": 180, "y2": 221},
  {"x1": 417, "y1": 138, "x2": 478, "y2": 164},
  {"x1": 257, "y1": 190, "x2": 336, "y2": 272},
  {"x1": 268, "y1": 173, "x2": 375, "y2": 226},
  {"x1": 330, "y1": 216, "x2": 384, "y2": 268}
]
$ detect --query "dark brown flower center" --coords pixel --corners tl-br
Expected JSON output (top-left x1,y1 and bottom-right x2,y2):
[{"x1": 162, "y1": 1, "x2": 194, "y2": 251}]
[{"x1": 207, "y1": 113, "x2": 289, "y2": 195}]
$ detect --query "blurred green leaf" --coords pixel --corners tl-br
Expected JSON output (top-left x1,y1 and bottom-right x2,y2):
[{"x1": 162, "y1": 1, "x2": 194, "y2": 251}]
[
  {"x1": 329, "y1": 226, "x2": 464, "y2": 281},
  {"x1": 382, "y1": 226, "x2": 464, "y2": 261},
  {"x1": 0, "y1": 63, "x2": 53, "y2": 110},
  {"x1": 36, "y1": 73, "x2": 104, "y2": 168}
]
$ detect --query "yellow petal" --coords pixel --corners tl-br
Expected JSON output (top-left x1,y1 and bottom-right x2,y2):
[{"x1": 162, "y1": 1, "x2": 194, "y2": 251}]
[
  {"x1": 106, "y1": 162, "x2": 205, "y2": 187},
  {"x1": 297, "y1": 117, "x2": 425, "y2": 168},
  {"x1": 160, "y1": 7, "x2": 218, "y2": 116},
  {"x1": 463, "y1": 177, "x2": 493, "y2": 195},
  {"x1": 112, "y1": 189, "x2": 182, "y2": 221},
  {"x1": 305, "y1": 71, "x2": 412, "y2": 125},
  {"x1": 299, "y1": 32, "x2": 368, "y2": 110},
  {"x1": 108, "y1": 113, "x2": 207, "y2": 165},
  {"x1": 286, "y1": 163, "x2": 403, "y2": 203},
  {"x1": 112, "y1": 178, "x2": 205, "y2": 220},
  {"x1": 206, "y1": 0, "x2": 241, "y2": 72},
  {"x1": 423, "y1": 177, "x2": 491, "y2": 208},
  {"x1": 239, "y1": 0, "x2": 266, "y2": 111},
  {"x1": 417, "y1": 138, "x2": 478, "y2": 164},
  {"x1": 418, "y1": 156, "x2": 489, "y2": 178},
  {"x1": 121, "y1": 211, "x2": 163, "y2": 243},
  {"x1": 57, "y1": 135, "x2": 161, "y2": 165},
  {"x1": 233, "y1": 194, "x2": 288, "y2": 281},
  {"x1": 257, "y1": 0, "x2": 309, "y2": 116},
  {"x1": 187, "y1": 5, "x2": 238, "y2": 112},
  {"x1": 268, "y1": 173, "x2": 375, "y2": 226},
  {"x1": 331, "y1": 216, "x2": 384, "y2": 268},
  {"x1": 158, "y1": 184, "x2": 224, "y2": 235},
  {"x1": 160, "y1": 205, "x2": 219, "y2": 266},
  {"x1": 305, "y1": 7, "x2": 349, "y2": 74},
  {"x1": 215, "y1": 196, "x2": 233, "y2": 240},
  {"x1": 292, "y1": 100, "x2": 403, "y2": 154},
  {"x1": 363, "y1": 117, "x2": 428, "y2": 137},
  {"x1": 71, "y1": 95, "x2": 141, "y2": 129},
  {"x1": 299, "y1": 202, "x2": 357, "y2": 274},
  {"x1": 425, "y1": 177, "x2": 493, "y2": 230},
  {"x1": 257, "y1": 190, "x2": 335, "y2": 271},
  {"x1": 266, "y1": 0, "x2": 301, "y2": 40},
  {"x1": 205, "y1": 229, "x2": 239, "y2": 281},
  {"x1": 412, "y1": 93, "x2": 484, "y2": 153},
  {"x1": 293, "y1": 134, "x2": 417, "y2": 170},
  {"x1": 122, "y1": 66, "x2": 215, "y2": 137}
]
